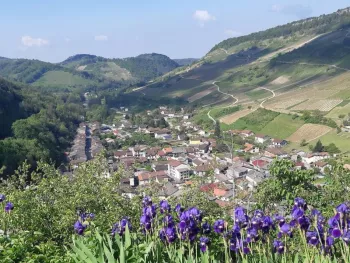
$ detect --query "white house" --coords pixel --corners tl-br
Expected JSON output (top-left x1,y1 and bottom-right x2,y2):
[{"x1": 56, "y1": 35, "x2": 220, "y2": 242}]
[
  {"x1": 302, "y1": 152, "x2": 330, "y2": 164},
  {"x1": 254, "y1": 134, "x2": 270, "y2": 144},
  {"x1": 168, "y1": 160, "x2": 191, "y2": 182}
]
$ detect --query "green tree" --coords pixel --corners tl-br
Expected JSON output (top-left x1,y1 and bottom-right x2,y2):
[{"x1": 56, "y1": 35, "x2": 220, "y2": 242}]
[
  {"x1": 313, "y1": 140, "x2": 324, "y2": 152},
  {"x1": 214, "y1": 121, "x2": 221, "y2": 138}
]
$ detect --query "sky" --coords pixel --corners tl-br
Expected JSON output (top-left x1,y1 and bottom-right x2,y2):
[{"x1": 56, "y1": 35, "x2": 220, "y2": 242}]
[{"x1": 0, "y1": 0, "x2": 349, "y2": 62}]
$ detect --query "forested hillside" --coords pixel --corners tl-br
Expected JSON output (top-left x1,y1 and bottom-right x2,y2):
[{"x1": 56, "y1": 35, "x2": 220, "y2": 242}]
[
  {"x1": 0, "y1": 79, "x2": 85, "y2": 175},
  {"x1": 211, "y1": 7, "x2": 350, "y2": 52}
]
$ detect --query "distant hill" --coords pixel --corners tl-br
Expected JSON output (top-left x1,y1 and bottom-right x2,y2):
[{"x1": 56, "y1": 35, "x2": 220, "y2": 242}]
[
  {"x1": 173, "y1": 58, "x2": 199, "y2": 66},
  {"x1": 60, "y1": 53, "x2": 179, "y2": 83},
  {"x1": 0, "y1": 53, "x2": 180, "y2": 89}
]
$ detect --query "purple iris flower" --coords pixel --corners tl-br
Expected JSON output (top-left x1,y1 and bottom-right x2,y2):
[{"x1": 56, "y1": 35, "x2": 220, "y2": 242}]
[
  {"x1": 163, "y1": 214, "x2": 174, "y2": 227},
  {"x1": 160, "y1": 226, "x2": 177, "y2": 243},
  {"x1": 262, "y1": 216, "x2": 274, "y2": 233},
  {"x1": 328, "y1": 213, "x2": 340, "y2": 228},
  {"x1": 175, "y1": 203, "x2": 183, "y2": 214},
  {"x1": 112, "y1": 217, "x2": 132, "y2": 236},
  {"x1": 274, "y1": 214, "x2": 285, "y2": 227},
  {"x1": 342, "y1": 230, "x2": 350, "y2": 243},
  {"x1": 142, "y1": 196, "x2": 152, "y2": 207},
  {"x1": 311, "y1": 209, "x2": 325, "y2": 224},
  {"x1": 142, "y1": 204, "x2": 157, "y2": 218},
  {"x1": 273, "y1": 240, "x2": 285, "y2": 254},
  {"x1": 213, "y1": 219, "x2": 225, "y2": 234},
  {"x1": 199, "y1": 236, "x2": 210, "y2": 252},
  {"x1": 306, "y1": 231, "x2": 319, "y2": 246},
  {"x1": 0, "y1": 194, "x2": 5, "y2": 203},
  {"x1": 251, "y1": 216, "x2": 262, "y2": 228},
  {"x1": 332, "y1": 228, "x2": 342, "y2": 238},
  {"x1": 202, "y1": 221, "x2": 211, "y2": 234},
  {"x1": 253, "y1": 209, "x2": 264, "y2": 218},
  {"x1": 188, "y1": 207, "x2": 202, "y2": 221},
  {"x1": 159, "y1": 200, "x2": 171, "y2": 214},
  {"x1": 4, "y1": 202, "x2": 14, "y2": 213},
  {"x1": 292, "y1": 207, "x2": 304, "y2": 220},
  {"x1": 278, "y1": 223, "x2": 292, "y2": 238},
  {"x1": 294, "y1": 197, "x2": 307, "y2": 209},
  {"x1": 336, "y1": 203, "x2": 349, "y2": 214},
  {"x1": 246, "y1": 227, "x2": 258, "y2": 243},
  {"x1": 74, "y1": 220, "x2": 87, "y2": 235},
  {"x1": 140, "y1": 215, "x2": 152, "y2": 231}
]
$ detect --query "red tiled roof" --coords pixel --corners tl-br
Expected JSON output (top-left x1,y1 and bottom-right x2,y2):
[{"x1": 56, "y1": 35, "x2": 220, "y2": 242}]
[
  {"x1": 158, "y1": 151, "x2": 166, "y2": 156},
  {"x1": 138, "y1": 170, "x2": 167, "y2": 181},
  {"x1": 200, "y1": 183, "x2": 219, "y2": 193},
  {"x1": 252, "y1": 160, "x2": 268, "y2": 168},
  {"x1": 168, "y1": 160, "x2": 182, "y2": 167}
]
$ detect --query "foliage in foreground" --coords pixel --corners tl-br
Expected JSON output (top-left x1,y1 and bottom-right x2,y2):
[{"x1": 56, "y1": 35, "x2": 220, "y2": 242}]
[{"x1": 70, "y1": 196, "x2": 350, "y2": 263}]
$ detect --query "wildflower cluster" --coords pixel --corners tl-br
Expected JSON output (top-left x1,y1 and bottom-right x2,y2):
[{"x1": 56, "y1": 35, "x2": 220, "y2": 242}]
[
  {"x1": 0, "y1": 194, "x2": 14, "y2": 213},
  {"x1": 72, "y1": 196, "x2": 350, "y2": 260}
]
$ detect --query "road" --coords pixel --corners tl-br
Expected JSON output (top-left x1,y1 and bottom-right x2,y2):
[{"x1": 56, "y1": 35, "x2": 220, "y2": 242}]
[
  {"x1": 207, "y1": 81, "x2": 239, "y2": 124},
  {"x1": 259, "y1": 87, "x2": 275, "y2": 108}
]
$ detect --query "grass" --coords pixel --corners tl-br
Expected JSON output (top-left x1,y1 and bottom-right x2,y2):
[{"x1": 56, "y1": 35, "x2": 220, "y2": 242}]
[
  {"x1": 210, "y1": 106, "x2": 241, "y2": 119},
  {"x1": 245, "y1": 89, "x2": 271, "y2": 100},
  {"x1": 308, "y1": 130, "x2": 350, "y2": 153},
  {"x1": 34, "y1": 70, "x2": 93, "y2": 87},
  {"x1": 260, "y1": 114, "x2": 305, "y2": 139},
  {"x1": 224, "y1": 108, "x2": 280, "y2": 131},
  {"x1": 326, "y1": 103, "x2": 350, "y2": 119}
]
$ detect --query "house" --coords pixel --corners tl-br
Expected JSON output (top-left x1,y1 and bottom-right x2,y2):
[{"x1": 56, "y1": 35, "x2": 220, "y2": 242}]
[
  {"x1": 183, "y1": 114, "x2": 192, "y2": 120},
  {"x1": 158, "y1": 182, "x2": 180, "y2": 198},
  {"x1": 271, "y1": 138, "x2": 288, "y2": 147},
  {"x1": 255, "y1": 134, "x2": 270, "y2": 144},
  {"x1": 213, "y1": 186, "x2": 232, "y2": 201},
  {"x1": 303, "y1": 152, "x2": 330, "y2": 164},
  {"x1": 198, "y1": 144, "x2": 209, "y2": 154},
  {"x1": 314, "y1": 161, "x2": 331, "y2": 174},
  {"x1": 194, "y1": 165, "x2": 212, "y2": 177},
  {"x1": 137, "y1": 171, "x2": 169, "y2": 185},
  {"x1": 114, "y1": 150, "x2": 133, "y2": 160},
  {"x1": 189, "y1": 137, "x2": 201, "y2": 145},
  {"x1": 243, "y1": 143, "x2": 259, "y2": 153},
  {"x1": 168, "y1": 160, "x2": 191, "y2": 182},
  {"x1": 251, "y1": 159, "x2": 269, "y2": 170},
  {"x1": 264, "y1": 148, "x2": 288, "y2": 159},
  {"x1": 246, "y1": 170, "x2": 265, "y2": 189},
  {"x1": 227, "y1": 166, "x2": 248, "y2": 178},
  {"x1": 146, "y1": 147, "x2": 160, "y2": 160},
  {"x1": 240, "y1": 130, "x2": 254, "y2": 137},
  {"x1": 192, "y1": 158, "x2": 206, "y2": 167},
  {"x1": 172, "y1": 147, "x2": 187, "y2": 157}
]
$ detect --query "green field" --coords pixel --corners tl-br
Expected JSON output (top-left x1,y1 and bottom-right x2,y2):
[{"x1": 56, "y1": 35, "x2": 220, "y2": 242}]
[
  {"x1": 326, "y1": 103, "x2": 350, "y2": 118},
  {"x1": 34, "y1": 70, "x2": 93, "y2": 87},
  {"x1": 226, "y1": 108, "x2": 280, "y2": 131},
  {"x1": 245, "y1": 89, "x2": 272, "y2": 100},
  {"x1": 260, "y1": 114, "x2": 305, "y2": 139},
  {"x1": 309, "y1": 130, "x2": 350, "y2": 153}
]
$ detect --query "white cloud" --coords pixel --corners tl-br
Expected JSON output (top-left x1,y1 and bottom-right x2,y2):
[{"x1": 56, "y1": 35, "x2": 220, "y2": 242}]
[
  {"x1": 94, "y1": 35, "x2": 108, "y2": 41},
  {"x1": 65, "y1": 37, "x2": 71, "y2": 43},
  {"x1": 193, "y1": 10, "x2": 216, "y2": 26},
  {"x1": 21, "y1": 36, "x2": 49, "y2": 47},
  {"x1": 224, "y1": 29, "x2": 242, "y2": 37},
  {"x1": 271, "y1": 4, "x2": 283, "y2": 12}
]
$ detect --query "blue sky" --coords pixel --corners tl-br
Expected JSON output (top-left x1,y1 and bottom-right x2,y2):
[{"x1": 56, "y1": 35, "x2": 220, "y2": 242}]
[{"x1": 0, "y1": 0, "x2": 349, "y2": 62}]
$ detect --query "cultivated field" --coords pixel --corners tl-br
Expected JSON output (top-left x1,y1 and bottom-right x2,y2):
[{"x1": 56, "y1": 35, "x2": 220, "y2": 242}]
[
  {"x1": 188, "y1": 87, "x2": 216, "y2": 102},
  {"x1": 267, "y1": 98, "x2": 306, "y2": 110},
  {"x1": 291, "y1": 99, "x2": 343, "y2": 111},
  {"x1": 220, "y1": 108, "x2": 256, "y2": 124},
  {"x1": 287, "y1": 124, "x2": 333, "y2": 143},
  {"x1": 260, "y1": 114, "x2": 305, "y2": 139}
]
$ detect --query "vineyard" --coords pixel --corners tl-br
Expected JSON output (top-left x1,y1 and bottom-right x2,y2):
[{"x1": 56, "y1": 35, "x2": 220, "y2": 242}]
[
  {"x1": 291, "y1": 99, "x2": 343, "y2": 111},
  {"x1": 267, "y1": 98, "x2": 306, "y2": 110},
  {"x1": 287, "y1": 123, "x2": 333, "y2": 142},
  {"x1": 220, "y1": 108, "x2": 256, "y2": 124}
]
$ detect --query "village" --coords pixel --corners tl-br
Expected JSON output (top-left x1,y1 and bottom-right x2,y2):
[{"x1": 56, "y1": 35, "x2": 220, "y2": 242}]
[{"x1": 65, "y1": 105, "x2": 336, "y2": 208}]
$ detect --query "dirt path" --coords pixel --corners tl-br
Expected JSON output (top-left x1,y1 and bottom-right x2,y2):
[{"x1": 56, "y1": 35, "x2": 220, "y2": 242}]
[
  {"x1": 207, "y1": 81, "x2": 239, "y2": 124},
  {"x1": 259, "y1": 87, "x2": 275, "y2": 108}
]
